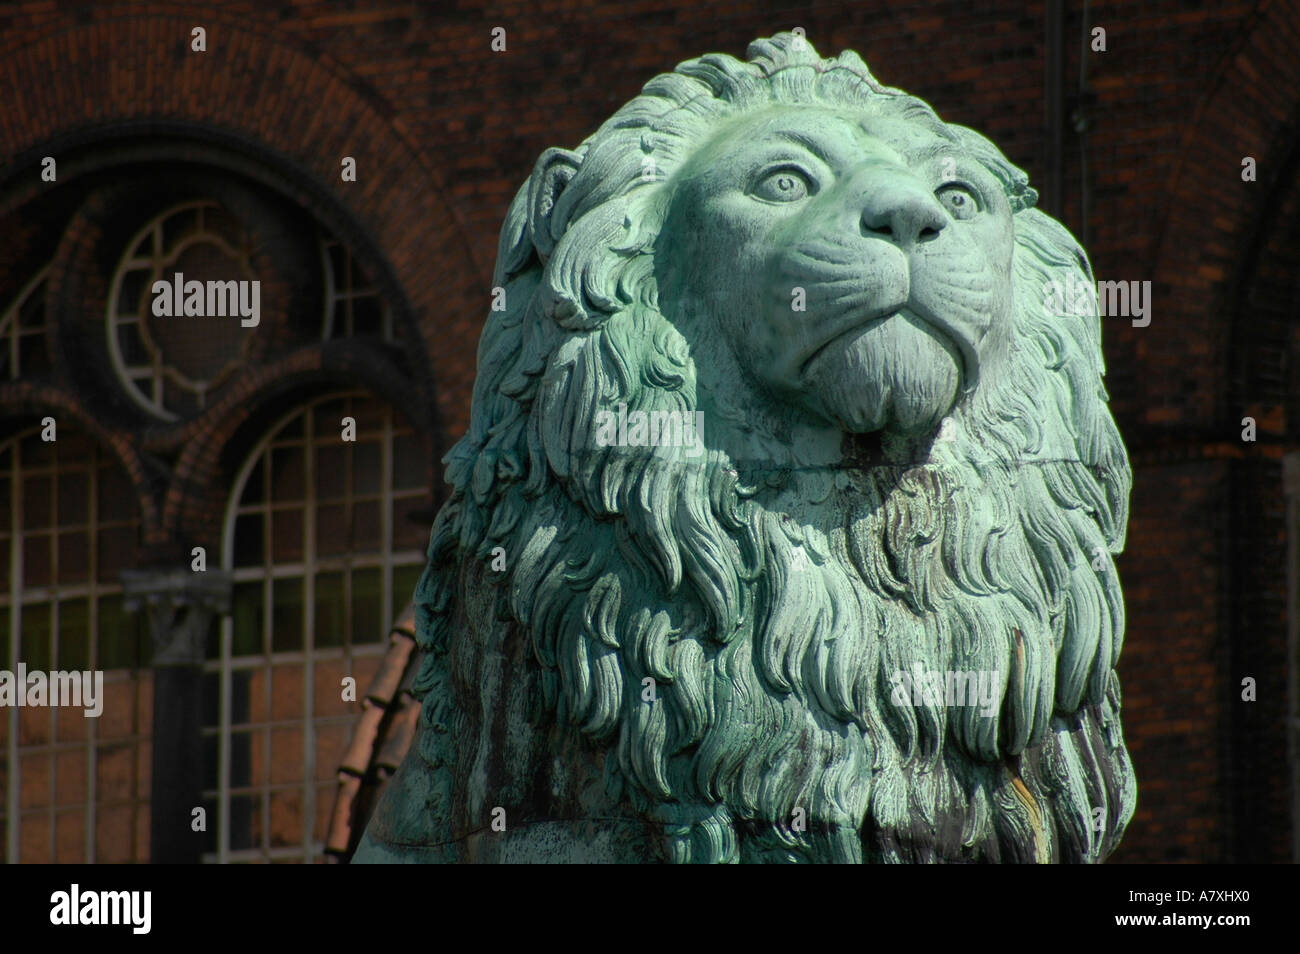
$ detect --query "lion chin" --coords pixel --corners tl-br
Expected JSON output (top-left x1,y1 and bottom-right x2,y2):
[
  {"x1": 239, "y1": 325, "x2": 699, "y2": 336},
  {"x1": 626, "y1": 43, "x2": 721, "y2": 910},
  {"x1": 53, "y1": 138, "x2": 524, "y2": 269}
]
[
  {"x1": 354, "y1": 32, "x2": 1136, "y2": 865},
  {"x1": 799, "y1": 312, "x2": 964, "y2": 435}
]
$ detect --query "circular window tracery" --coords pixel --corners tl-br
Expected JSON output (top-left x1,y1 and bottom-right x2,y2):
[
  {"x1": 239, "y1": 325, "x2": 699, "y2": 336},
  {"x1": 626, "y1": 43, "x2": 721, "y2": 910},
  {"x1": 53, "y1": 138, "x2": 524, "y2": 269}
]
[{"x1": 107, "y1": 201, "x2": 256, "y2": 421}]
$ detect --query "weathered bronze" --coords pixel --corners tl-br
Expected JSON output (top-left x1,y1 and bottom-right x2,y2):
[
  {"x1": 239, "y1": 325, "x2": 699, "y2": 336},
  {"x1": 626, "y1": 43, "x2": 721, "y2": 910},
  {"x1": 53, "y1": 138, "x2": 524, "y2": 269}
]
[{"x1": 356, "y1": 33, "x2": 1136, "y2": 863}]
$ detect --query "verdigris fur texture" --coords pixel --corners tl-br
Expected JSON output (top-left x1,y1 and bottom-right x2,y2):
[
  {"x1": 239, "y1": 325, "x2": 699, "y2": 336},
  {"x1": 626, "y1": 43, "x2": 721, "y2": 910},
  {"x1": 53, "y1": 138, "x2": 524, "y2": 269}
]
[{"x1": 355, "y1": 33, "x2": 1137, "y2": 863}]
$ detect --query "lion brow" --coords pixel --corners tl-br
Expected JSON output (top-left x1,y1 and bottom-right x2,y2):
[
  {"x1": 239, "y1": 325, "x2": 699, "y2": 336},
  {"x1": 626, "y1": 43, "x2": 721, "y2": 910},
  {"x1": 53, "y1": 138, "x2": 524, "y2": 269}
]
[
  {"x1": 908, "y1": 141, "x2": 966, "y2": 164},
  {"x1": 764, "y1": 129, "x2": 838, "y2": 165}
]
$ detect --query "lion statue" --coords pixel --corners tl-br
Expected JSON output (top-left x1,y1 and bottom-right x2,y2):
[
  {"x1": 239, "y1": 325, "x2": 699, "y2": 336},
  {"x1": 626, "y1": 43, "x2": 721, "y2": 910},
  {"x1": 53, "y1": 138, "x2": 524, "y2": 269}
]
[{"x1": 355, "y1": 33, "x2": 1136, "y2": 863}]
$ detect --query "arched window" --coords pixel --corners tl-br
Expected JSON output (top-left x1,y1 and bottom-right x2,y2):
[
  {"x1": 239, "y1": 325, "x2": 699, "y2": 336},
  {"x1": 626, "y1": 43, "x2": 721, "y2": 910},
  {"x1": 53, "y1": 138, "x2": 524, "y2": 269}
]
[
  {"x1": 205, "y1": 391, "x2": 429, "y2": 862},
  {"x1": 320, "y1": 238, "x2": 394, "y2": 341},
  {"x1": 107, "y1": 201, "x2": 256, "y2": 420},
  {"x1": 0, "y1": 267, "x2": 51, "y2": 381},
  {"x1": 0, "y1": 424, "x2": 148, "y2": 863}
]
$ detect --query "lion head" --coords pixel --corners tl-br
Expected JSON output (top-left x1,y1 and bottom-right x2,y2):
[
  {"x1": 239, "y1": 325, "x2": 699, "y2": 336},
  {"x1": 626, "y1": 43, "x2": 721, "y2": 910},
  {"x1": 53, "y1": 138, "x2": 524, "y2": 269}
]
[{"x1": 378, "y1": 33, "x2": 1135, "y2": 864}]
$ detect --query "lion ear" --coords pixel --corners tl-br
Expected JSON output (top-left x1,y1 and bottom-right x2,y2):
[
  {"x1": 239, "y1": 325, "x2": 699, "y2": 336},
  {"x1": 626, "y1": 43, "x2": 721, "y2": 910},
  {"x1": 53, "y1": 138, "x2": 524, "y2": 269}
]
[{"x1": 527, "y1": 147, "x2": 583, "y2": 262}]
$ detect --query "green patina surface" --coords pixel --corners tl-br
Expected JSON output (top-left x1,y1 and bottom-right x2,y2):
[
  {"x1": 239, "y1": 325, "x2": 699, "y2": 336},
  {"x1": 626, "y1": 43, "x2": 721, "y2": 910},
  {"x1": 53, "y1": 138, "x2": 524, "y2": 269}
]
[{"x1": 355, "y1": 32, "x2": 1136, "y2": 864}]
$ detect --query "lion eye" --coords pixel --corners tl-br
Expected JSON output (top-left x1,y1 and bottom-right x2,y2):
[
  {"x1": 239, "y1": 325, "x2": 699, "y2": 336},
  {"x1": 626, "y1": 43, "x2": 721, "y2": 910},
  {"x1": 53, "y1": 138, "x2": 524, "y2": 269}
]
[
  {"x1": 752, "y1": 168, "x2": 813, "y2": 203},
  {"x1": 936, "y1": 183, "x2": 980, "y2": 220}
]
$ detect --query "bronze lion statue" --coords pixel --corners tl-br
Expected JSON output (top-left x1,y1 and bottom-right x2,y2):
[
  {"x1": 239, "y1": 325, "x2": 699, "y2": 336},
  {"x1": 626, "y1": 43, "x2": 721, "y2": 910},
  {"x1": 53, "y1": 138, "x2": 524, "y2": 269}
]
[{"x1": 355, "y1": 32, "x2": 1136, "y2": 863}]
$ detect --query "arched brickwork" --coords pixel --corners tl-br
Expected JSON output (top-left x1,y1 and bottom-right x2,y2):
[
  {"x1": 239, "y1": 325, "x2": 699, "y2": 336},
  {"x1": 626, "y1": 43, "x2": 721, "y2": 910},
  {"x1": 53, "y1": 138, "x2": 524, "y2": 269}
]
[
  {"x1": 0, "y1": 382, "x2": 156, "y2": 530},
  {"x1": 1145, "y1": 0, "x2": 1300, "y2": 432},
  {"x1": 167, "y1": 344, "x2": 432, "y2": 550},
  {"x1": 0, "y1": 9, "x2": 483, "y2": 447},
  {"x1": 1117, "y1": 0, "x2": 1300, "y2": 862}
]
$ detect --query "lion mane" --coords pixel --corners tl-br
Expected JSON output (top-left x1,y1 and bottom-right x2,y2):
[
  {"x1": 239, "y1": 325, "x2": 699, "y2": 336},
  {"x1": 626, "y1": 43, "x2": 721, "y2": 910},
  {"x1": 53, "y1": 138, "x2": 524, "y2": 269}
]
[{"x1": 408, "y1": 33, "x2": 1135, "y2": 863}]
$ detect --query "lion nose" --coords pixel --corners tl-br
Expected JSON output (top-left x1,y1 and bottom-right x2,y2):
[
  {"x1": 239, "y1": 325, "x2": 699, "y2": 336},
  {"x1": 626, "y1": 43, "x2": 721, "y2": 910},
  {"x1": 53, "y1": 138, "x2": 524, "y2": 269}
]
[{"x1": 859, "y1": 182, "x2": 947, "y2": 249}]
